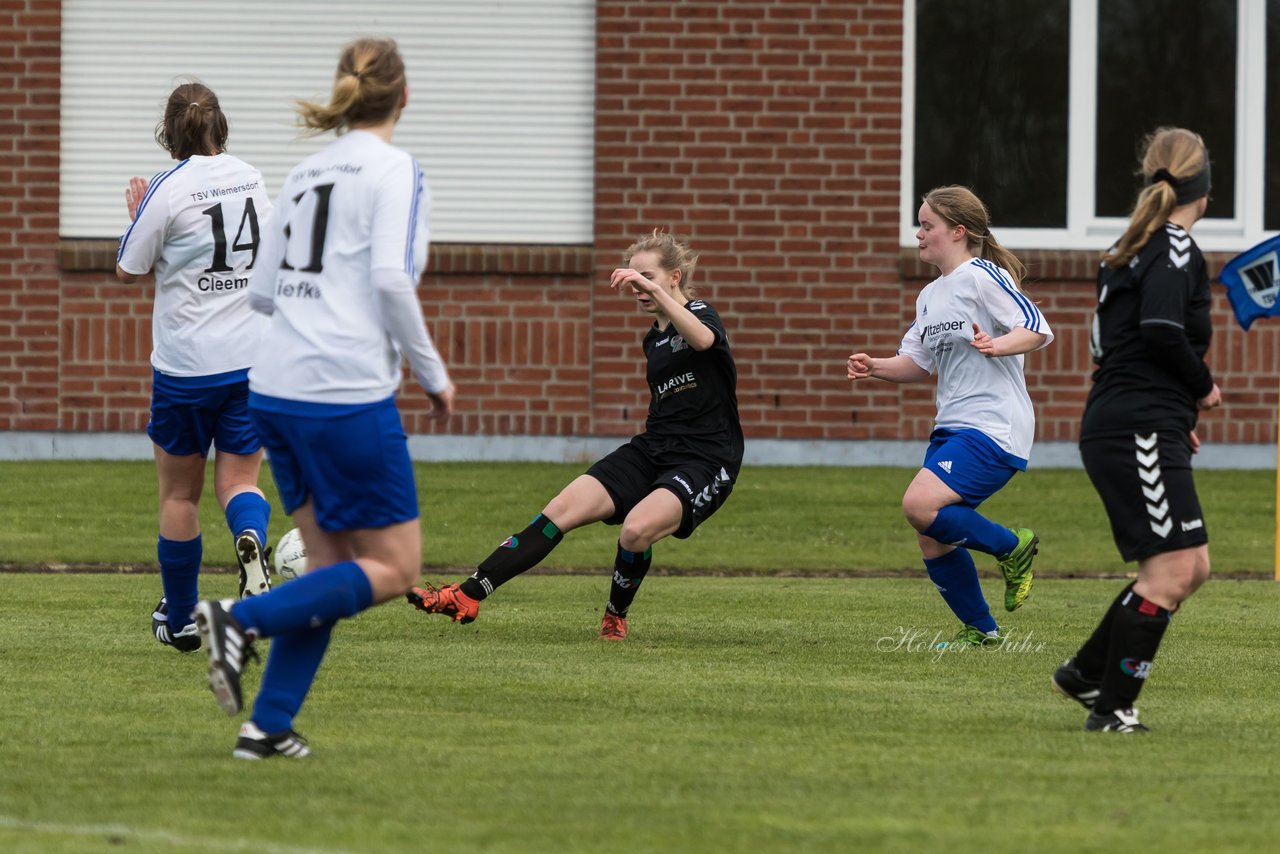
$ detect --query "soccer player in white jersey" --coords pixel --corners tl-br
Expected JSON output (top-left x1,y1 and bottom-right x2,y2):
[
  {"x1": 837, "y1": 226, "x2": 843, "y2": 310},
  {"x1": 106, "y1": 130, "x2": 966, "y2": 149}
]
[
  {"x1": 192, "y1": 38, "x2": 455, "y2": 759},
  {"x1": 848, "y1": 186, "x2": 1053, "y2": 647},
  {"x1": 116, "y1": 82, "x2": 276, "y2": 655}
]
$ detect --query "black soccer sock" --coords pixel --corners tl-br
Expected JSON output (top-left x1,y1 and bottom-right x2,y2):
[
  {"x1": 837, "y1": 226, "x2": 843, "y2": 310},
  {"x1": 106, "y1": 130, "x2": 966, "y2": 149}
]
[
  {"x1": 460, "y1": 514, "x2": 565, "y2": 600},
  {"x1": 605, "y1": 544, "x2": 652, "y2": 618},
  {"x1": 1094, "y1": 588, "x2": 1172, "y2": 715},
  {"x1": 1072, "y1": 582, "x2": 1134, "y2": 682}
]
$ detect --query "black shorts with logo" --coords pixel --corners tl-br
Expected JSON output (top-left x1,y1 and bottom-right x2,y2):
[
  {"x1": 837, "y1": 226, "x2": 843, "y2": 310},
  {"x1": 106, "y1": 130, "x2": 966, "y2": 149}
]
[
  {"x1": 585, "y1": 433, "x2": 736, "y2": 539},
  {"x1": 1080, "y1": 430, "x2": 1208, "y2": 562}
]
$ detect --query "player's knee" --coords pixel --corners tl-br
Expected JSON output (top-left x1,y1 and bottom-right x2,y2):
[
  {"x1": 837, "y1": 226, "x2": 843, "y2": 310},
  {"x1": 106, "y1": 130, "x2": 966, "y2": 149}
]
[
  {"x1": 1187, "y1": 549, "x2": 1211, "y2": 593},
  {"x1": 368, "y1": 556, "x2": 418, "y2": 595},
  {"x1": 393, "y1": 558, "x2": 420, "y2": 591},
  {"x1": 1162, "y1": 556, "x2": 1208, "y2": 606},
  {"x1": 901, "y1": 500, "x2": 932, "y2": 534},
  {"x1": 541, "y1": 495, "x2": 576, "y2": 530},
  {"x1": 617, "y1": 523, "x2": 653, "y2": 554}
]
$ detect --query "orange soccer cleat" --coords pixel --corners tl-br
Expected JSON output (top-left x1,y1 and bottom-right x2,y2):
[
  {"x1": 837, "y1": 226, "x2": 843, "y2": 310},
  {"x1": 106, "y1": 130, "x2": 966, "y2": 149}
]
[
  {"x1": 599, "y1": 612, "x2": 628, "y2": 641},
  {"x1": 406, "y1": 583, "x2": 480, "y2": 624}
]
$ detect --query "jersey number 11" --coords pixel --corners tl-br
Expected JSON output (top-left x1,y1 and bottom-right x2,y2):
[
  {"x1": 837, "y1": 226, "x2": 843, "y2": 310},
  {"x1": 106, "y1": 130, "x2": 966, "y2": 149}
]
[{"x1": 281, "y1": 183, "x2": 335, "y2": 274}]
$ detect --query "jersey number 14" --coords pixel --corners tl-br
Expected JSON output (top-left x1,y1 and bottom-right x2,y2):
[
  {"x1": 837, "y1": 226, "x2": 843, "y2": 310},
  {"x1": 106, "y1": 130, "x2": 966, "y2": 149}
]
[{"x1": 201, "y1": 198, "x2": 261, "y2": 273}]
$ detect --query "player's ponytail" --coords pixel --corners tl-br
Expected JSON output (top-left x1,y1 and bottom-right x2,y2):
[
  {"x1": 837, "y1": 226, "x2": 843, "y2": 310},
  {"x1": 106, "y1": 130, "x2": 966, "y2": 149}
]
[
  {"x1": 922, "y1": 186, "x2": 1027, "y2": 289},
  {"x1": 297, "y1": 38, "x2": 407, "y2": 134},
  {"x1": 155, "y1": 82, "x2": 228, "y2": 160},
  {"x1": 1103, "y1": 127, "x2": 1210, "y2": 269},
  {"x1": 624, "y1": 229, "x2": 701, "y2": 299}
]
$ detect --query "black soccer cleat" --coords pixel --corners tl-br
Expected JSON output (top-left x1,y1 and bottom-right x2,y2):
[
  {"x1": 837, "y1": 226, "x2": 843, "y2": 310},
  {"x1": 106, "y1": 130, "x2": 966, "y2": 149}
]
[
  {"x1": 152, "y1": 597, "x2": 201, "y2": 653},
  {"x1": 232, "y1": 721, "x2": 311, "y2": 760},
  {"x1": 194, "y1": 599, "x2": 258, "y2": 716},
  {"x1": 1085, "y1": 707, "x2": 1149, "y2": 733},
  {"x1": 1051, "y1": 657, "x2": 1100, "y2": 709},
  {"x1": 236, "y1": 531, "x2": 272, "y2": 599}
]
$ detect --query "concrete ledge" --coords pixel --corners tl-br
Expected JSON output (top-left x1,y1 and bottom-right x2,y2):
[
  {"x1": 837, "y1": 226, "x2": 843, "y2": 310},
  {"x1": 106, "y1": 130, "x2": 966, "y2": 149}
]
[{"x1": 0, "y1": 432, "x2": 1273, "y2": 469}]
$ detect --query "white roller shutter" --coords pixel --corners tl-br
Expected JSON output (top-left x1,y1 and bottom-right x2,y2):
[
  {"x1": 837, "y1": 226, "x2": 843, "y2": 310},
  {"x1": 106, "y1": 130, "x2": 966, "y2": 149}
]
[{"x1": 61, "y1": 0, "x2": 595, "y2": 244}]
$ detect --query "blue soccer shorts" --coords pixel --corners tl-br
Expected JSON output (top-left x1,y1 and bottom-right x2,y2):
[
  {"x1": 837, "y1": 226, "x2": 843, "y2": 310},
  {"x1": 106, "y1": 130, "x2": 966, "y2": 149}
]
[
  {"x1": 249, "y1": 394, "x2": 418, "y2": 532},
  {"x1": 921, "y1": 427, "x2": 1023, "y2": 507},
  {"x1": 148, "y1": 368, "x2": 260, "y2": 457}
]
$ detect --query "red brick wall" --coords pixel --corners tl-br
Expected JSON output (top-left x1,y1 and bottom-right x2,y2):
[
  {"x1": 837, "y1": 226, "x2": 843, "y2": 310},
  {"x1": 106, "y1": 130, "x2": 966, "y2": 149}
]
[
  {"x1": 5, "y1": 0, "x2": 1277, "y2": 450},
  {"x1": 594, "y1": 0, "x2": 909, "y2": 440},
  {"x1": 0, "y1": 0, "x2": 61, "y2": 431},
  {"x1": 412, "y1": 246, "x2": 597, "y2": 436}
]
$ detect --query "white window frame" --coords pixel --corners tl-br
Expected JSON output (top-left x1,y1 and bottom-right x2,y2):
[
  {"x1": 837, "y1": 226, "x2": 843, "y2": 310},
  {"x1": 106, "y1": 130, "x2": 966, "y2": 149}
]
[{"x1": 902, "y1": 0, "x2": 1272, "y2": 253}]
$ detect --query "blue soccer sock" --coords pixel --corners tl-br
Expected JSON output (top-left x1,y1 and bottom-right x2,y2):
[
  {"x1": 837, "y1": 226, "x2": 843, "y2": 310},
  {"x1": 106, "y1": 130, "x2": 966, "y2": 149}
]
[
  {"x1": 225, "y1": 491, "x2": 271, "y2": 547},
  {"x1": 251, "y1": 621, "x2": 334, "y2": 735},
  {"x1": 230, "y1": 561, "x2": 373, "y2": 638},
  {"x1": 157, "y1": 534, "x2": 202, "y2": 632},
  {"x1": 924, "y1": 548, "x2": 997, "y2": 633},
  {"x1": 923, "y1": 505, "x2": 1019, "y2": 557}
]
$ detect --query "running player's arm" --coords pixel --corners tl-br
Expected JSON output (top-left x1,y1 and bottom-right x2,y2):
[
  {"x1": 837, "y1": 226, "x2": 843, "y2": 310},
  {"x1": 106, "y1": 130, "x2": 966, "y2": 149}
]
[
  {"x1": 369, "y1": 157, "x2": 452, "y2": 402},
  {"x1": 847, "y1": 352, "x2": 930, "y2": 383},
  {"x1": 970, "y1": 324, "x2": 1049, "y2": 358},
  {"x1": 248, "y1": 187, "x2": 287, "y2": 315},
  {"x1": 973, "y1": 277, "x2": 1054, "y2": 357},
  {"x1": 1138, "y1": 265, "x2": 1214, "y2": 399},
  {"x1": 850, "y1": 321, "x2": 932, "y2": 383},
  {"x1": 115, "y1": 175, "x2": 164, "y2": 284}
]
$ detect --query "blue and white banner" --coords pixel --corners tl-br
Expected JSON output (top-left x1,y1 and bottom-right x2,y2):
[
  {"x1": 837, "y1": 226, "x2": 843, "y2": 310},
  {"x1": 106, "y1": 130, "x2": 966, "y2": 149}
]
[{"x1": 1219, "y1": 234, "x2": 1280, "y2": 331}]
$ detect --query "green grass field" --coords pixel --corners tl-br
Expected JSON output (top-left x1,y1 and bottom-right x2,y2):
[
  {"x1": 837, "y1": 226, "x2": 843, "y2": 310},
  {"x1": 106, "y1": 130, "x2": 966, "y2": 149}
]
[
  {"x1": 1, "y1": 574, "x2": 1278, "y2": 853},
  {"x1": 0, "y1": 461, "x2": 1276, "y2": 852},
  {"x1": 0, "y1": 461, "x2": 1274, "y2": 574}
]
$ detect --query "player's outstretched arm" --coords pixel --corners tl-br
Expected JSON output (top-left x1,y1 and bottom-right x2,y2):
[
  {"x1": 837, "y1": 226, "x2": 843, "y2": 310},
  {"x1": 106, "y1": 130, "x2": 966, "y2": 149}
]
[{"x1": 848, "y1": 353, "x2": 930, "y2": 383}]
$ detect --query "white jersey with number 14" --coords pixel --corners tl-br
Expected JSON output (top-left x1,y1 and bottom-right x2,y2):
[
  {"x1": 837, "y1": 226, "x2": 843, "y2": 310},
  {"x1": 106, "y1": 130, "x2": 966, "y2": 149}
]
[{"x1": 116, "y1": 153, "x2": 272, "y2": 377}]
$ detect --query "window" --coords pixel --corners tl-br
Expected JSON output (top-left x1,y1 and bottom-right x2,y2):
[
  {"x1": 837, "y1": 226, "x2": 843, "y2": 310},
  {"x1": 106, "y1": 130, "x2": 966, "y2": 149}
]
[
  {"x1": 905, "y1": 0, "x2": 1276, "y2": 252},
  {"x1": 912, "y1": 0, "x2": 1070, "y2": 229},
  {"x1": 1094, "y1": 0, "x2": 1237, "y2": 220}
]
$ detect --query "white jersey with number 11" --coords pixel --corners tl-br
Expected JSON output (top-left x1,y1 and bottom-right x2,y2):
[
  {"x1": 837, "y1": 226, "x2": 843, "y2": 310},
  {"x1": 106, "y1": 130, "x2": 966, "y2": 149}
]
[{"x1": 248, "y1": 129, "x2": 431, "y2": 405}]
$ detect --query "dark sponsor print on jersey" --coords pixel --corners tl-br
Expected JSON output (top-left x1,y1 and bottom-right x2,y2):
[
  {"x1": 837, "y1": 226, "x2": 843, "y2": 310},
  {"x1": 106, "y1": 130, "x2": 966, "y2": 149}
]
[
  {"x1": 198, "y1": 274, "x2": 250, "y2": 292},
  {"x1": 276, "y1": 280, "x2": 322, "y2": 299},
  {"x1": 922, "y1": 319, "x2": 966, "y2": 337}
]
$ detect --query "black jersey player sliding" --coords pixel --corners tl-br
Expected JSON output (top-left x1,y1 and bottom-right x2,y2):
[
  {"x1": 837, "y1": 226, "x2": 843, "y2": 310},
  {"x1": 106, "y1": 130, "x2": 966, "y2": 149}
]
[{"x1": 409, "y1": 229, "x2": 743, "y2": 640}]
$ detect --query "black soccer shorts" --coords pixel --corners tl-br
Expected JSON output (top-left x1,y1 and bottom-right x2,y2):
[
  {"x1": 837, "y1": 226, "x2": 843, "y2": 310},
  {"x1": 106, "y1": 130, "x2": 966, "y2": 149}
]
[
  {"x1": 586, "y1": 434, "x2": 736, "y2": 539},
  {"x1": 1080, "y1": 430, "x2": 1208, "y2": 562}
]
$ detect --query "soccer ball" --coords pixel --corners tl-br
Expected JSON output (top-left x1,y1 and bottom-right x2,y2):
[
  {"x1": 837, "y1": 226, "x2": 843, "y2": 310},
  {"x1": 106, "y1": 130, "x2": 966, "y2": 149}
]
[{"x1": 272, "y1": 528, "x2": 308, "y2": 581}]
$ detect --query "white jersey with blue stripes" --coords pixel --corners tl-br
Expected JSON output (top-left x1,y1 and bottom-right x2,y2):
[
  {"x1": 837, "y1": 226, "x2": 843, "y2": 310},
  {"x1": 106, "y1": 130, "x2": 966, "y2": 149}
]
[
  {"x1": 248, "y1": 130, "x2": 431, "y2": 404},
  {"x1": 116, "y1": 153, "x2": 272, "y2": 377},
  {"x1": 898, "y1": 257, "x2": 1053, "y2": 462}
]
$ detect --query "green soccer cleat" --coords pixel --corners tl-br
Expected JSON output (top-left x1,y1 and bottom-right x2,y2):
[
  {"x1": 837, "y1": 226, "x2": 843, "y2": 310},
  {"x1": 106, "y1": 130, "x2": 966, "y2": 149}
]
[
  {"x1": 951, "y1": 624, "x2": 1005, "y2": 647},
  {"x1": 997, "y1": 528, "x2": 1038, "y2": 612}
]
